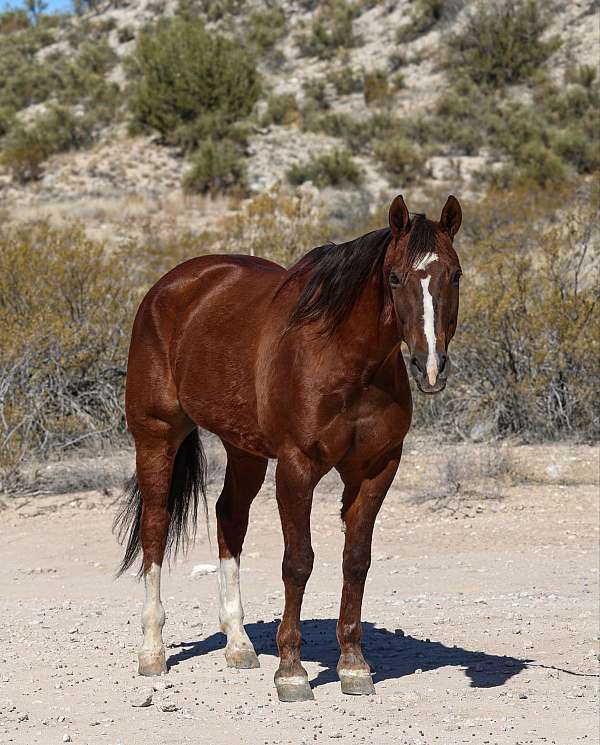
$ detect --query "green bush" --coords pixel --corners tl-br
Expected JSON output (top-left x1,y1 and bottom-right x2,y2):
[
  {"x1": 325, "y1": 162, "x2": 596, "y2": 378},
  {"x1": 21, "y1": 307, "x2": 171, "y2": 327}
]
[
  {"x1": 287, "y1": 148, "x2": 362, "y2": 187},
  {"x1": 182, "y1": 139, "x2": 246, "y2": 194},
  {"x1": 396, "y1": 0, "x2": 444, "y2": 43},
  {"x1": 552, "y1": 126, "x2": 599, "y2": 174},
  {"x1": 296, "y1": 0, "x2": 362, "y2": 59},
  {"x1": 327, "y1": 65, "x2": 363, "y2": 95},
  {"x1": 246, "y1": 7, "x2": 286, "y2": 53},
  {"x1": 302, "y1": 79, "x2": 331, "y2": 116},
  {"x1": 127, "y1": 16, "x2": 260, "y2": 149},
  {"x1": 2, "y1": 105, "x2": 93, "y2": 183},
  {"x1": 117, "y1": 25, "x2": 135, "y2": 43},
  {"x1": 447, "y1": 0, "x2": 559, "y2": 87},
  {"x1": 363, "y1": 70, "x2": 389, "y2": 105},
  {"x1": 261, "y1": 93, "x2": 300, "y2": 126},
  {"x1": 374, "y1": 137, "x2": 422, "y2": 182}
]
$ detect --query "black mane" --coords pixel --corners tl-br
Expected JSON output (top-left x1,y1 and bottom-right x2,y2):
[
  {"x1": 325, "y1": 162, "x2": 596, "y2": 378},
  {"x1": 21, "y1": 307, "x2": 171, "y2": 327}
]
[
  {"x1": 281, "y1": 214, "x2": 438, "y2": 334},
  {"x1": 282, "y1": 227, "x2": 392, "y2": 334}
]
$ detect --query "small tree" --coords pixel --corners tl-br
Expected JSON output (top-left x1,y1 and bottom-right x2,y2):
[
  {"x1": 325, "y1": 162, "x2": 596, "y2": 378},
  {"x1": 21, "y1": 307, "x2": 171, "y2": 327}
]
[
  {"x1": 24, "y1": 0, "x2": 47, "y2": 25},
  {"x1": 128, "y1": 16, "x2": 260, "y2": 149}
]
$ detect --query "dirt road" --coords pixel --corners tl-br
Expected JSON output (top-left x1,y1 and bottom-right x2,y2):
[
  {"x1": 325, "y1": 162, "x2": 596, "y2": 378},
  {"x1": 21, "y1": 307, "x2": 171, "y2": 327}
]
[{"x1": 1, "y1": 438, "x2": 598, "y2": 745}]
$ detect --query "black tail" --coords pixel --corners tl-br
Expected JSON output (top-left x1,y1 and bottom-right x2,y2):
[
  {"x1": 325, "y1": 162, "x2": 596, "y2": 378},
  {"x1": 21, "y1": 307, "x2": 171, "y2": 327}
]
[{"x1": 113, "y1": 429, "x2": 208, "y2": 577}]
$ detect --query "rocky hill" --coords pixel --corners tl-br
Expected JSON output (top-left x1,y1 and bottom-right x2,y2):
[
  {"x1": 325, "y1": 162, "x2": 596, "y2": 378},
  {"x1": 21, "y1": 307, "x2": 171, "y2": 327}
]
[{"x1": 0, "y1": 0, "x2": 597, "y2": 240}]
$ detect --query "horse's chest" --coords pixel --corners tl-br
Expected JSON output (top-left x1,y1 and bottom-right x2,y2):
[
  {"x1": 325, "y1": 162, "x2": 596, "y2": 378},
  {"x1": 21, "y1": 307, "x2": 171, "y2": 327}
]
[{"x1": 331, "y1": 386, "x2": 411, "y2": 463}]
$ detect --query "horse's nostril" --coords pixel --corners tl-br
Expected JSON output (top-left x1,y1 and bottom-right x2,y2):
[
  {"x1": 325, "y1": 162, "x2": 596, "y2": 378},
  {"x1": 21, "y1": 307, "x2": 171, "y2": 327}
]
[
  {"x1": 439, "y1": 354, "x2": 448, "y2": 375},
  {"x1": 410, "y1": 356, "x2": 424, "y2": 374}
]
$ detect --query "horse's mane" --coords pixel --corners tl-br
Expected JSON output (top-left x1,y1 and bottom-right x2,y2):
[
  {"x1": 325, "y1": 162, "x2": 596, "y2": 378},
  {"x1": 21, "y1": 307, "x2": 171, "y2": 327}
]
[{"x1": 281, "y1": 214, "x2": 437, "y2": 334}]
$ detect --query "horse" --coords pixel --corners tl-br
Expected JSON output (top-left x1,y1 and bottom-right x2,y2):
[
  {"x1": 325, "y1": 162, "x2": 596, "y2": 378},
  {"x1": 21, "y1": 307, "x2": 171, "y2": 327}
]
[{"x1": 114, "y1": 193, "x2": 462, "y2": 702}]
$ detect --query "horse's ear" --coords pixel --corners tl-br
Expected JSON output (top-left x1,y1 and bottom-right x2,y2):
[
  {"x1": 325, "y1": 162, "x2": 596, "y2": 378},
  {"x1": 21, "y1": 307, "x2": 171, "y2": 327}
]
[
  {"x1": 388, "y1": 195, "x2": 411, "y2": 237},
  {"x1": 440, "y1": 195, "x2": 462, "y2": 238}
]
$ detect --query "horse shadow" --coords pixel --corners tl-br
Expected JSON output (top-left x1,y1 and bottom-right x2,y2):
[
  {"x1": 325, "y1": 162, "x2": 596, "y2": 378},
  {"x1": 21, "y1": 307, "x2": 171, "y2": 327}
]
[{"x1": 167, "y1": 618, "x2": 530, "y2": 689}]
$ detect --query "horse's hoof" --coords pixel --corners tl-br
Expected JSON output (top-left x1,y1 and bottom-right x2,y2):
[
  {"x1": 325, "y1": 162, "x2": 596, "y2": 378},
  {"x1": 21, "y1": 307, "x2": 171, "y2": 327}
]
[
  {"x1": 339, "y1": 670, "x2": 376, "y2": 696},
  {"x1": 275, "y1": 675, "x2": 315, "y2": 702},
  {"x1": 225, "y1": 647, "x2": 260, "y2": 669},
  {"x1": 138, "y1": 650, "x2": 167, "y2": 676}
]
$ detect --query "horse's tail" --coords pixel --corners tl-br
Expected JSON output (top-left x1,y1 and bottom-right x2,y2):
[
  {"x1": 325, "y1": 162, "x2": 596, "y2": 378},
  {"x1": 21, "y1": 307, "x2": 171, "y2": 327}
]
[{"x1": 113, "y1": 429, "x2": 208, "y2": 577}]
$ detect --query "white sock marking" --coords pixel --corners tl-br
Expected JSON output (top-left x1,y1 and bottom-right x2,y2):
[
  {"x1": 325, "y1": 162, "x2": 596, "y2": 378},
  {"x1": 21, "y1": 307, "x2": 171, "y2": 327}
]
[
  {"x1": 420, "y1": 275, "x2": 438, "y2": 386},
  {"x1": 141, "y1": 562, "x2": 165, "y2": 653},
  {"x1": 218, "y1": 556, "x2": 253, "y2": 653}
]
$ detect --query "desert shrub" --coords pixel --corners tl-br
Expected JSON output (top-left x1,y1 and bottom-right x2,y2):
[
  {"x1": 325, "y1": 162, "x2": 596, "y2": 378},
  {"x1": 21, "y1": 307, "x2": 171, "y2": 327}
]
[
  {"x1": 212, "y1": 186, "x2": 328, "y2": 266},
  {"x1": 409, "y1": 184, "x2": 599, "y2": 440},
  {"x1": 2, "y1": 105, "x2": 94, "y2": 182},
  {"x1": 552, "y1": 126, "x2": 599, "y2": 174},
  {"x1": 296, "y1": 0, "x2": 362, "y2": 59},
  {"x1": 0, "y1": 26, "x2": 118, "y2": 116},
  {"x1": 396, "y1": 0, "x2": 445, "y2": 42},
  {"x1": 261, "y1": 93, "x2": 300, "y2": 126},
  {"x1": 303, "y1": 78, "x2": 330, "y2": 111},
  {"x1": 374, "y1": 137, "x2": 423, "y2": 182},
  {"x1": 127, "y1": 16, "x2": 260, "y2": 149},
  {"x1": 363, "y1": 70, "x2": 389, "y2": 105},
  {"x1": 117, "y1": 25, "x2": 135, "y2": 43},
  {"x1": 327, "y1": 64, "x2": 363, "y2": 95},
  {"x1": 182, "y1": 139, "x2": 246, "y2": 194},
  {"x1": 246, "y1": 7, "x2": 286, "y2": 53},
  {"x1": 287, "y1": 148, "x2": 362, "y2": 187},
  {"x1": 564, "y1": 64, "x2": 597, "y2": 90},
  {"x1": 0, "y1": 223, "x2": 136, "y2": 488},
  {"x1": 303, "y1": 110, "x2": 432, "y2": 159},
  {"x1": 447, "y1": 0, "x2": 559, "y2": 87}
]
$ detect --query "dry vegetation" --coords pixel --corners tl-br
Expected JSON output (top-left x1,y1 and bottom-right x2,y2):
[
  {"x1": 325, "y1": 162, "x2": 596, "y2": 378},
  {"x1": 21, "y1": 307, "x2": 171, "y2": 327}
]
[
  {"x1": 0, "y1": 0, "x2": 598, "y2": 492},
  {"x1": 1, "y1": 180, "x2": 598, "y2": 493}
]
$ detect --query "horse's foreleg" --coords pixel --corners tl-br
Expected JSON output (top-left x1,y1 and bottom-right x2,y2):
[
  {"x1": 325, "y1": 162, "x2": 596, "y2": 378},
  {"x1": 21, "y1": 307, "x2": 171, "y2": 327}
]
[
  {"x1": 273, "y1": 452, "x2": 319, "y2": 702},
  {"x1": 336, "y1": 453, "x2": 401, "y2": 695},
  {"x1": 216, "y1": 447, "x2": 267, "y2": 669}
]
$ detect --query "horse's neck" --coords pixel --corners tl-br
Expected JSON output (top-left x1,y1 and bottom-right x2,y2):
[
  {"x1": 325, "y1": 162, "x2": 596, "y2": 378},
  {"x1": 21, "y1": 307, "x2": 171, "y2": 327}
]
[{"x1": 334, "y1": 276, "x2": 399, "y2": 373}]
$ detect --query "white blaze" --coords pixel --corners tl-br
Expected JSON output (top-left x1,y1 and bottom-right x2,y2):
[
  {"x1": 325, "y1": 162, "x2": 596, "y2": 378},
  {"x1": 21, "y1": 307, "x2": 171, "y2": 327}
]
[
  {"x1": 420, "y1": 275, "x2": 438, "y2": 386},
  {"x1": 414, "y1": 252, "x2": 438, "y2": 271},
  {"x1": 141, "y1": 562, "x2": 165, "y2": 653}
]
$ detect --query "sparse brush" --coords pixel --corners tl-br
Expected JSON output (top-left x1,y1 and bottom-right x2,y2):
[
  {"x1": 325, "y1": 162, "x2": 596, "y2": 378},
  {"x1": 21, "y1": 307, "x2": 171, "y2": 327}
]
[
  {"x1": 446, "y1": 0, "x2": 560, "y2": 87},
  {"x1": 296, "y1": 0, "x2": 363, "y2": 59},
  {"x1": 182, "y1": 139, "x2": 247, "y2": 194},
  {"x1": 287, "y1": 148, "x2": 363, "y2": 188}
]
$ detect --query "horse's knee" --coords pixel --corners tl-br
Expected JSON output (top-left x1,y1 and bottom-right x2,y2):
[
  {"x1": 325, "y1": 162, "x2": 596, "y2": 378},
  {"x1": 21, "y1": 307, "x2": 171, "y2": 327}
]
[{"x1": 282, "y1": 546, "x2": 314, "y2": 587}]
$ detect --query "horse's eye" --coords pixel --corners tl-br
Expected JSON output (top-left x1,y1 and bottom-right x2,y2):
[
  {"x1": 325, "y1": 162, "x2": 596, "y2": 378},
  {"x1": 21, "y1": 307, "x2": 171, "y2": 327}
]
[
  {"x1": 452, "y1": 270, "x2": 462, "y2": 287},
  {"x1": 389, "y1": 272, "x2": 400, "y2": 287}
]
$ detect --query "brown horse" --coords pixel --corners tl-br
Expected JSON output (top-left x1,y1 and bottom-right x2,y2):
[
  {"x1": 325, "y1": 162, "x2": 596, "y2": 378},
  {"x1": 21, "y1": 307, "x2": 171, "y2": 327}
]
[{"x1": 115, "y1": 194, "x2": 462, "y2": 701}]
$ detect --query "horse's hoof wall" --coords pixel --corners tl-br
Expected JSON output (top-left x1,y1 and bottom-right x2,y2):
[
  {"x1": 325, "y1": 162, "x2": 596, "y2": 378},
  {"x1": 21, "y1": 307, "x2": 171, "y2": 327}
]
[
  {"x1": 275, "y1": 676, "x2": 315, "y2": 703},
  {"x1": 226, "y1": 648, "x2": 260, "y2": 669},
  {"x1": 138, "y1": 650, "x2": 167, "y2": 676},
  {"x1": 339, "y1": 671, "x2": 375, "y2": 696}
]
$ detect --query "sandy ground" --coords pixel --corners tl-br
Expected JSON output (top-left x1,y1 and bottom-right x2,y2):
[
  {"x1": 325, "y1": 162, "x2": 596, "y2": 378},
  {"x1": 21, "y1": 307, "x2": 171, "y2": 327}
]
[{"x1": 0, "y1": 437, "x2": 598, "y2": 745}]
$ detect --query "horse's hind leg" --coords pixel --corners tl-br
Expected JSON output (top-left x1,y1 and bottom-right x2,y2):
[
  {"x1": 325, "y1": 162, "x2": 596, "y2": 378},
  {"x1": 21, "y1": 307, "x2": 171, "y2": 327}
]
[
  {"x1": 216, "y1": 443, "x2": 267, "y2": 669},
  {"x1": 116, "y1": 416, "x2": 196, "y2": 676}
]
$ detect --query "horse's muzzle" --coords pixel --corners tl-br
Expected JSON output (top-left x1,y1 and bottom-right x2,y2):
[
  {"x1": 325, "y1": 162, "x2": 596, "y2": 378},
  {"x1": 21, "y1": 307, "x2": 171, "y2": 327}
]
[{"x1": 409, "y1": 351, "x2": 449, "y2": 394}]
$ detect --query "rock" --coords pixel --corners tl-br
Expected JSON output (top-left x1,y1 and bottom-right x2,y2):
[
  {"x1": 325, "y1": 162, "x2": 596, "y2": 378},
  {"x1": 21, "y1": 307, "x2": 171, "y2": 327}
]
[
  {"x1": 160, "y1": 702, "x2": 178, "y2": 712},
  {"x1": 191, "y1": 564, "x2": 217, "y2": 576},
  {"x1": 131, "y1": 691, "x2": 153, "y2": 708},
  {"x1": 62, "y1": 736, "x2": 72, "y2": 743},
  {"x1": 394, "y1": 628, "x2": 405, "y2": 637}
]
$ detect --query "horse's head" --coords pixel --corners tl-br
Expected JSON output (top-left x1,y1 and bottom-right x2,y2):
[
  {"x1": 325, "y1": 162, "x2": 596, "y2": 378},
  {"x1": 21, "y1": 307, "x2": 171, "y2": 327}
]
[{"x1": 386, "y1": 194, "x2": 462, "y2": 395}]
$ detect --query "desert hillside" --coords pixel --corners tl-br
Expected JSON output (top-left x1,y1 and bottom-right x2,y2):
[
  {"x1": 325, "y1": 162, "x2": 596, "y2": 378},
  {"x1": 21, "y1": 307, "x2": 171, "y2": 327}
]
[{"x1": 0, "y1": 0, "x2": 597, "y2": 239}]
